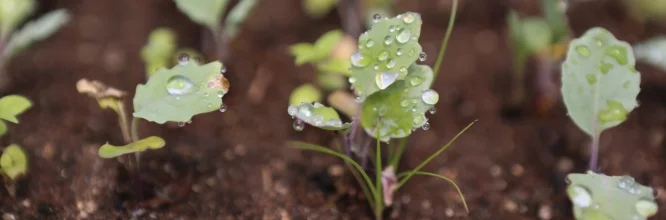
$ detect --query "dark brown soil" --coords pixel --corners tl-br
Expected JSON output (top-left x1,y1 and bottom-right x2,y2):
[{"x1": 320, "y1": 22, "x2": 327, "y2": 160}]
[{"x1": 1, "y1": 0, "x2": 665, "y2": 219}]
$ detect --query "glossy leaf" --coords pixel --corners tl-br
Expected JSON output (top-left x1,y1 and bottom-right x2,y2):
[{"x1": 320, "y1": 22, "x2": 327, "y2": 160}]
[
  {"x1": 173, "y1": 0, "x2": 228, "y2": 29},
  {"x1": 567, "y1": 171, "x2": 658, "y2": 220},
  {"x1": 287, "y1": 102, "x2": 350, "y2": 130},
  {"x1": 0, "y1": 144, "x2": 27, "y2": 180},
  {"x1": 361, "y1": 64, "x2": 437, "y2": 141},
  {"x1": 0, "y1": 95, "x2": 32, "y2": 123},
  {"x1": 133, "y1": 61, "x2": 229, "y2": 124},
  {"x1": 98, "y1": 136, "x2": 166, "y2": 158},
  {"x1": 0, "y1": 0, "x2": 35, "y2": 35},
  {"x1": 633, "y1": 36, "x2": 666, "y2": 71},
  {"x1": 141, "y1": 27, "x2": 177, "y2": 77},
  {"x1": 302, "y1": 0, "x2": 338, "y2": 19},
  {"x1": 561, "y1": 27, "x2": 640, "y2": 136},
  {"x1": 224, "y1": 0, "x2": 257, "y2": 39},
  {"x1": 350, "y1": 12, "x2": 423, "y2": 100},
  {"x1": 289, "y1": 83, "x2": 322, "y2": 105},
  {"x1": 3, "y1": 9, "x2": 70, "y2": 58}
]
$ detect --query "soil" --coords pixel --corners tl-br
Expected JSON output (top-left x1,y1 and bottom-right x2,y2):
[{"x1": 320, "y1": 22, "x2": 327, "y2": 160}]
[{"x1": 1, "y1": 0, "x2": 665, "y2": 219}]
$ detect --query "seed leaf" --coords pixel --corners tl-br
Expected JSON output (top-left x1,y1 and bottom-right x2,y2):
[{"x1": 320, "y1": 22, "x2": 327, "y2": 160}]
[
  {"x1": 0, "y1": 0, "x2": 35, "y2": 36},
  {"x1": 133, "y1": 61, "x2": 229, "y2": 124},
  {"x1": 3, "y1": 9, "x2": 70, "y2": 58},
  {"x1": 561, "y1": 27, "x2": 640, "y2": 136},
  {"x1": 98, "y1": 136, "x2": 166, "y2": 158},
  {"x1": 633, "y1": 36, "x2": 666, "y2": 71},
  {"x1": 350, "y1": 12, "x2": 423, "y2": 100},
  {"x1": 0, "y1": 144, "x2": 27, "y2": 180},
  {"x1": 141, "y1": 27, "x2": 177, "y2": 77},
  {"x1": 173, "y1": 0, "x2": 228, "y2": 29},
  {"x1": 287, "y1": 102, "x2": 351, "y2": 130},
  {"x1": 361, "y1": 64, "x2": 437, "y2": 141},
  {"x1": 0, "y1": 95, "x2": 32, "y2": 124},
  {"x1": 224, "y1": 0, "x2": 257, "y2": 39},
  {"x1": 289, "y1": 84, "x2": 322, "y2": 105},
  {"x1": 566, "y1": 171, "x2": 658, "y2": 220}
]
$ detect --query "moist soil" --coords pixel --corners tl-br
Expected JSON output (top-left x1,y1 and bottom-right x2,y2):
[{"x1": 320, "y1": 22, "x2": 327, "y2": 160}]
[{"x1": 1, "y1": 0, "x2": 665, "y2": 219}]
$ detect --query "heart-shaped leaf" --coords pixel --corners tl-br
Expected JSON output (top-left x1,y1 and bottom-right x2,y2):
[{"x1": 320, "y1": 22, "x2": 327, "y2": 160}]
[
  {"x1": 173, "y1": 0, "x2": 228, "y2": 29},
  {"x1": 98, "y1": 136, "x2": 166, "y2": 158},
  {"x1": 133, "y1": 60, "x2": 229, "y2": 124},
  {"x1": 3, "y1": 9, "x2": 70, "y2": 58},
  {"x1": 0, "y1": 95, "x2": 32, "y2": 124},
  {"x1": 141, "y1": 27, "x2": 177, "y2": 77},
  {"x1": 0, "y1": 144, "x2": 27, "y2": 180},
  {"x1": 561, "y1": 27, "x2": 640, "y2": 136},
  {"x1": 287, "y1": 102, "x2": 351, "y2": 130}
]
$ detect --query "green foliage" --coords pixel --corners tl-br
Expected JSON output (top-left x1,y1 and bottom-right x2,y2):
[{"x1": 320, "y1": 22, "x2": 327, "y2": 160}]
[
  {"x1": 508, "y1": 11, "x2": 552, "y2": 58},
  {"x1": 541, "y1": 0, "x2": 568, "y2": 44},
  {"x1": 317, "y1": 72, "x2": 347, "y2": 91},
  {"x1": 302, "y1": 0, "x2": 339, "y2": 19},
  {"x1": 141, "y1": 27, "x2": 177, "y2": 77},
  {"x1": 98, "y1": 136, "x2": 166, "y2": 158},
  {"x1": 289, "y1": 29, "x2": 343, "y2": 65},
  {"x1": 287, "y1": 102, "x2": 350, "y2": 130},
  {"x1": 567, "y1": 171, "x2": 658, "y2": 219},
  {"x1": 223, "y1": 0, "x2": 257, "y2": 39},
  {"x1": 3, "y1": 9, "x2": 70, "y2": 58},
  {"x1": 361, "y1": 64, "x2": 436, "y2": 141},
  {"x1": 133, "y1": 60, "x2": 229, "y2": 124},
  {"x1": 623, "y1": 0, "x2": 666, "y2": 22},
  {"x1": 0, "y1": 95, "x2": 31, "y2": 124},
  {"x1": 0, "y1": 0, "x2": 35, "y2": 36},
  {"x1": 173, "y1": 0, "x2": 228, "y2": 29},
  {"x1": 561, "y1": 27, "x2": 640, "y2": 136},
  {"x1": 289, "y1": 84, "x2": 322, "y2": 105},
  {"x1": 0, "y1": 144, "x2": 27, "y2": 180},
  {"x1": 633, "y1": 36, "x2": 666, "y2": 71},
  {"x1": 317, "y1": 58, "x2": 351, "y2": 76}
]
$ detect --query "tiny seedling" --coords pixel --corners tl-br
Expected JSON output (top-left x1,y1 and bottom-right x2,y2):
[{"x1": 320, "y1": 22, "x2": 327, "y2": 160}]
[
  {"x1": 289, "y1": 2, "x2": 473, "y2": 219},
  {"x1": 173, "y1": 0, "x2": 258, "y2": 60},
  {"x1": 0, "y1": 0, "x2": 70, "y2": 89},
  {"x1": 0, "y1": 94, "x2": 31, "y2": 196},
  {"x1": 561, "y1": 27, "x2": 658, "y2": 219}
]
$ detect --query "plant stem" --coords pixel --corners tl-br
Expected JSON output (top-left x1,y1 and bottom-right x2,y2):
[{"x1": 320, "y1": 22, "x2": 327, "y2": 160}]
[
  {"x1": 396, "y1": 171, "x2": 469, "y2": 213},
  {"x1": 589, "y1": 74, "x2": 601, "y2": 172},
  {"x1": 337, "y1": 0, "x2": 362, "y2": 37},
  {"x1": 348, "y1": 108, "x2": 361, "y2": 157},
  {"x1": 432, "y1": 0, "x2": 459, "y2": 79},
  {"x1": 131, "y1": 117, "x2": 141, "y2": 170},
  {"x1": 211, "y1": 25, "x2": 229, "y2": 61},
  {"x1": 374, "y1": 128, "x2": 383, "y2": 220},
  {"x1": 333, "y1": 141, "x2": 377, "y2": 210},
  {"x1": 117, "y1": 102, "x2": 132, "y2": 144},
  {"x1": 389, "y1": 138, "x2": 408, "y2": 168}
]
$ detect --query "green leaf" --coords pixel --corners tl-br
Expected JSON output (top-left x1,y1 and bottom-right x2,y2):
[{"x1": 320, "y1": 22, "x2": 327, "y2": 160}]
[
  {"x1": 567, "y1": 171, "x2": 658, "y2": 220},
  {"x1": 224, "y1": 0, "x2": 257, "y2": 39},
  {"x1": 317, "y1": 72, "x2": 347, "y2": 91},
  {"x1": 289, "y1": 43, "x2": 317, "y2": 65},
  {"x1": 561, "y1": 27, "x2": 640, "y2": 136},
  {"x1": 317, "y1": 58, "x2": 351, "y2": 76},
  {"x1": 133, "y1": 61, "x2": 229, "y2": 124},
  {"x1": 98, "y1": 136, "x2": 166, "y2": 158},
  {"x1": 0, "y1": 95, "x2": 32, "y2": 123},
  {"x1": 0, "y1": 0, "x2": 35, "y2": 36},
  {"x1": 287, "y1": 102, "x2": 351, "y2": 130},
  {"x1": 3, "y1": 9, "x2": 70, "y2": 58},
  {"x1": 360, "y1": 64, "x2": 437, "y2": 141},
  {"x1": 289, "y1": 30, "x2": 344, "y2": 65},
  {"x1": 522, "y1": 18, "x2": 552, "y2": 54},
  {"x1": 141, "y1": 27, "x2": 177, "y2": 77},
  {"x1": 541, "y1": 0, "x2": 569, "y2": 43},
  {"x1": 302, "y1": 0, "x2": 339, "y2": 19},
  {"x1": 314, "y1": 29, "x2": 343, "y2": 56},
  {"x1": 633, "y1": 36, "x2": 666, "y2": 71},
  {"x1": 0, "y1": 121, "x2": 6, "y2": 137},
  {"x1": 350, "y1": 12, "x2": 423, "y2": 100},
  {"x1": 0, "y1": 144, "x2": 27, "y2": 180},
  {"x1": 289, "y1": 83, "x2": 322, "y2": 105},
  {"x1": 173, "y1": 0, "x2": 228, "y2": 29}
]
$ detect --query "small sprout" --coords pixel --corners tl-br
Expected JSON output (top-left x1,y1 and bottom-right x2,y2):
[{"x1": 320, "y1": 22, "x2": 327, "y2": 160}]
[
  {"x1": 317, "y1": 59, "x2": 352, "y2": 76},
  {"x1": 98, "y1": 136, "x2": 166, "y2": 158},
  {"x1": 0, "y1": 144, "x2": 27, "y2": 180},
  {"x1": 289, "y1": 29, "x2": 344, "y2": 65},
  {"x1": 317, "y1": 72, "x2": 347, "y2": 91},
  {"x1": 141, "y1": 27, "x2": 177, "y2": 77},
  {"x1": 302, "y1": 0, "x2": 339, "y2": 19},
  {"x1": 289, "y1": 84, "x2": 323, "y2": 105},
  {"x1": 287, "y1": 102, "x2": 351, "y2": 130},
  {"x1": 171, "y1": 48, "x2": 206, "y2": 66},
  {"x1": 223, "y1": 0, "x2": 258, "y2": 39},
  {"x1": 76, "y1": 79, "x2": 126, "y2": 114}
]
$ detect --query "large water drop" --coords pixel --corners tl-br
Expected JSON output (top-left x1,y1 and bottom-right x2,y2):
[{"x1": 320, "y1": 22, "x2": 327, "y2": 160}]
[
  {"x1": 293, "y1": 119, "x2": 304, "y2": 131},
  {"x1": 166, "y1": 75, "x2": 196, "y2": 96},
  {"x1": 568, "y1": 185, "x2": 592, "y2": 208},
  {"x1": 178, "y1": 53, "x2": 190, "y2": 64},
  {"x1": 219, "y1": 104, "x2": 228, "y2": 112},
  {"x1": 384, "y1": 36, "x2": 393, "y2": 45},
  {"x1": 396, "y1": 28, "x2": 411, "y2": 44},
  {"x1": 375, "y1": 72, "x2": 399, "y2": 89},
  {"x1": 421, "y1": 89, "x2": 439, "y2": 105},
  {"x1": 419, "y1": 52, "x2": 427, "y2": 61},
  {"x1": 351, "y1": 51, "x2": 368, "y2": 67},
  {"x1": 635, "y1": 200, "x2": 658, "y2": 217}
]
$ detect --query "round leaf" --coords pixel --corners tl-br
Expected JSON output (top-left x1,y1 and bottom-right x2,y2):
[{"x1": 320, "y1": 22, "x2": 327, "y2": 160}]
[
  {"x1": 287, "y1": 102, "x2": 351, "y2": 130},
  {"x1": 0, "y1": 144, "x2": 27, "y2": 180},
  {"x1": 98, "y1": 136, "x2": 166, "y2": 158}
]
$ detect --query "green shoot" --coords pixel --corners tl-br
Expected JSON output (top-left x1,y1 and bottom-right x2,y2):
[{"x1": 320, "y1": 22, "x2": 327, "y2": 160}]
[
  {"x1": 633, "y1": 36, "x2": 666, "y2": 71},
  {"x1": 0, "y1": 94, "x2": 31, "y2": 137},
  {"x1": 0, "y1": 144, "x2": 27, "y2": 181}
]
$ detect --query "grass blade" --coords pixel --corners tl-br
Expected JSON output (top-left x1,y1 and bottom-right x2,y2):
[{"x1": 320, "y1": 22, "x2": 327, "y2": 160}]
[{"x1": 396, "y1": 171, "x2": 469, "y2": 213}]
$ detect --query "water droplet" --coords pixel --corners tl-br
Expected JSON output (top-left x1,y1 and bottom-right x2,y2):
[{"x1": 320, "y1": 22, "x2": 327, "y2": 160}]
[
  {"x1": 366, "y1": 40, "x2": 375, "y2": 48},
  {"x1": 396, "y1": 28, "x2": 411, "y2": 44},
  {"x1": 400, "y1": 100, "x2": 409, "y2": 107},
  {"x1": 384, "y1": 36, "x2": 393, "y2": 45},
  {"x1": 386, "y1": 59, "x2": 396, "y2": 68},
  {"x1": 399, "y1": 67, "x2": 407, "y2": 73},
  {"x1": 187, "y1": 120, "x2": 192, "y2": 124},
  {"x1": 429, "y1": 107, "x2": 436, "y2": 114},
  {"x1": 396, "y1": 48, "x2": 404, "y2": 56},
  {"x1": 403, "y1": 13, "x2": 415, "y2": 23},
  {"x1": 221, "y1": 66, "x2": 227, "y2": 74},
  {"x1": 166, "y1": 75, "x2": 197, "y2": 95},
  {"x1": 299, "y1": 105, "x2": 313, "y2": 117},
  {"x1": 178, "y1": 121, "x2": 185, "y2": 127},
  {"x1": 175, "y1": 96, "x2": 181, "y2": 100},
  {"x1": 203, "y1": 92, "x2": 209, "y2": 97},
  {"x1": 617, "y1": 176, "x2": 641, "y2": 194},
  {"x1": 598, "y1": 61, "x2": 612, "y2": 75},
  {"x1": 372, "y1": 14, "x2": 382, "y2": 22},
  {"x1": 373, "y1": 65, "x2": 379, "y2": 70},
  {"x1": 575, "y1": 45, "x2": 591, "y2": 57},
  {"x1": 389, "y1": 25, "x2": 396, "y2": 32},
  {"x1": 409, "y1": 76, "x2": 423, "y2": 86},
  {"x1": 567, "y1": 185, "x2": 592, "y2": 208},
  {"x1": 412, "y1": 114, "x2": 425, "y2": 125},
  {"x1": 178, "y1": 53, "x2": 190, "y2": 64},
  {"x1": 217, "y1": 91, "x2": 224, "y2": 98},
  {"x1": 408, "y1": 48, "x2": 415, "y2": 57},
  {"x1": 421, "y1": 89, "x2": 439, "y2": 105},
  {"x1": 419, "y1": 52, "x2": 427, "y2": 61},
  {"x1": 293, "y1": 119, "x2": 304, "y2": 131},
  {"x1": 635, "y1": 200, "x2": 658, "y2": 217},
  {"x1": 192, "y1": 57, "x2": 200, "y2": 64},
  {"x1": 586, "y1": 74, "x2": 597, "y2": 85},
  {"x1": 375, "y1": 72, "x2": 399, "y2": 89},
  {"x1": 351, "y1": 51, "x2": 369, "y2": 67},
  {"x1": 605, "y1": 45, "x2": 628, "y2": 65},
  {"x1": 623, "y1": 80, "x2": 630, "y2": 89},
  {"x1": 349, "y1": 77, "x2": 357, "y2": 83},
  {"x1": 219, "y1": 104, "x2": 228, "y2": 112},
  {"x1": 599, "y1": 100, "x2": 628, "y2": 124},
  {"x1": 422, "y1": 122, "x2": 430, "y2": 130},
  {"x1": 378, "y1": 51, "x2": 389, "y2": 61}
]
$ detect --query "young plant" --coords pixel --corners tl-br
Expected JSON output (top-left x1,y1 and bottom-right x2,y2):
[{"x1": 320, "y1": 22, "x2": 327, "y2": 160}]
[
  {"x1": 173, "y1": 0, "x2": 257, "y2": 60},
  {"x1": 141, "y1": 27, "x2": 209, "y2": 78},
  {"x1": 0, "y1": 94, "x2": 30, "y2": 196},
  {"x1": 0, "y1": 0, "x2": 69, "y2": 90},
  {"x1": 561, "y1": 27, "x2": 658, "y2": 219},
  {"x1": 288, "y1": 3, "x2": 472, "y2": 219}
]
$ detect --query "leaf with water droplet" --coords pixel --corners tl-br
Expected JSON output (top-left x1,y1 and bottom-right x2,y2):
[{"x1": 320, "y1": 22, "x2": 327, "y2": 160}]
[
  {"x1": 566, "y1": 171, "x2": 658, "y2": 220},
  {"x1": 174, "y1": 0, "x2": 228, "y2": 29},
  {"x1": 133, "y1": 61, "x2": 230, "y2": 124},
  {"x1": 3, "y1": 9, "x2": 70, "y2": 59},
  {"x1": 361, "y1": 64, "x2": 437, "y2": 141},
  {"x1": 561, "y1": 27, "x2": 640, "y2": 137},
  {"x1": 289, "y1": 84, "x2": 322, "y2": 105},
  {"x1": 0, "y1": 144, "x2": 27, "y2": 180},
  {"x1": 98, "y1": 136, "x2": 166, "y2": 158},
  {"x1": 286, "y1": 102, "x2": 351, "y2": 130},
  {"x1": 141, "y1": 27, "x2": 176, "y2": 77}
]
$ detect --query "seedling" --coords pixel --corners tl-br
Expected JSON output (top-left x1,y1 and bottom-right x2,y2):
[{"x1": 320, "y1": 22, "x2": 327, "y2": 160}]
[
  {"x1": 141, "y1": 27, "x2": 209, "y2": 78},
  {"x1": 0, "y1": 94, "x2": 30, "y2": 197},
  {"x1": 0, "y1": 0, "x2": 69, "y2": 90},
  {"x1": 561, "y1": 27, "x2": 658, "y2": 219},
  {"x1": 173, "y1": 0, "x2": 257, "y2": 60},
  {"x1": 289, "y1": 2, "x2": 473, "y2": 219}
]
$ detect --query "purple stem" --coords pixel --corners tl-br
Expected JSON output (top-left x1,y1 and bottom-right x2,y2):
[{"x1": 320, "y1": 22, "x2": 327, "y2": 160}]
[
  {"x1": 360, "y1": 135, "x2": 372, "y2": 169},
  {"x1": 347, "y1": 108, "x2": 361, "y2": 157}
]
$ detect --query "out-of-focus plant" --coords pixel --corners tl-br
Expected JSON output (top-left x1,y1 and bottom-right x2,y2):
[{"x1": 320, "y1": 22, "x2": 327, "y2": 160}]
[
  {"x1": 173, "y1": 0, "x2": 258, "y2": 61},
  {"x1": 0, "y1": 94, "x2": 30, "y2": 197},
  {"x1": 141, "y1": 27, "x2": 209, "y2": 78},
  {"x1": 302, "y1": 0, "x2": 340, "y2": 19},
  {"x1": 0, "y1": 0, "x2": 70, "y2": 90},
  {"x1": 623, "y1": 0, "x2": 666, "y2": 22},
  {"x1": 288, "y1": 3, "x2": 473, "y2": 218},
  {"x1": 561, "y1": 27, "x2": 658, "y2": 219}
]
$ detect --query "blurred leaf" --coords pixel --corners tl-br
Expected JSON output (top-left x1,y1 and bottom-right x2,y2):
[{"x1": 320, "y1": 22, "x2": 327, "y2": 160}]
[
  {"x1": 314, "y1": 29, "x2": 343, "y2": 55},
  {"x1": 173, "y1": 0, "x2": 228, "y2": 29},
  {"x1": 623, "y1": 0, "x2": 666, "y2": 22},
  {"x1": 328, "y1": 90, "x2": 357, "y2": 118},
  {"x1": 317, "y1": 72, "x2": 347, "y2": 91},
  {"x1": 361, "y1": 64, "x2": 437, "y2": 141},
  {"x1": 522, "y1": 18, "x2": 552, "y2": 54},
  {"x1": 317, "y1": 58, "x2": 351, "y2": 76},
  {"x1": 287, "y1": 102, "x2": 351, "y2": 130},
  {"x1": 0, "y1": 121, "x2": 6, "y2": 137},
  {"x1": 0, "y1": 95, "x2": 31, "y2": 124},
  {"x1": 0, "y1": 144, "x2": 27, "y2": 180},
  {"x1": 633, "y1": 36, "x2": 666, "y2": 71},
  {"x1": 141, "y1": 27, "x2": 177, "y2": 77},
  {"x1": 289, "y1": 83, "x2": 322, "y2": 105},
  {"x1": 133, "y1": 61, "x2": 229, "y2": 124},
  {"x1": 289, "y1": 43, "x2": 317, "y2": 65},
  {"x1": 171, "y1": 48, "x2": 206, "y2": 65},
  {"x1": 0, "y1": 0, "x2": 35, "y2": 36},
  {"x1": 289, "y1": 30, "x2": 343, "y2": 65},
  {"x1": 567, "y1": 171, "x2": 658, "y2": 220},
  {"x1": 561, "y1": 27, "x2": 640, "y2": 136},
  {"x1": 508, "y1": 10, "x2": 528, "y2": 75},
  {"x1": 98, "y1": 136, "x2": 166, "y2": 158},
  {"x1": 3, "y1": 9, "x2": 70, "y2": 58},
  {"x1": 350, "y1": 12, "x2": 423, "y2": 101},
  {"x1": 541, "y1": 0, "x2": 569, "y2": 43},
  {"x1": 224, "y1": 0, "x2": 257, "y2": 39},
  {"x1": 302, "y1": 0, "x2": 339, "y2": 19}
]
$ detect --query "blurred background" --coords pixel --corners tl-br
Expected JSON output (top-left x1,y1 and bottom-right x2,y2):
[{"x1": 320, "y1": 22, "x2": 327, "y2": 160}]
[{"x1": 1, "y1": 0, "x2": 666, "y2": 219}]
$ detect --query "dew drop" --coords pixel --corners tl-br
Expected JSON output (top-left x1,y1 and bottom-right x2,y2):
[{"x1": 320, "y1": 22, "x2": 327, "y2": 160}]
[
  {"x1": 217, "y1": 91, "x2": 224, "y2": 98},
  {"x1": 351, "y1": 51, "x2": 369, "y2": 67},
  {"x1": 207, "y1": 103, "x2": 212, "y2": 108},
  {"x1": 374, "y1": 65, "x2": 379, "y2": 70},
  {"x1": 349, "y1": 77, "x2": 357, "y2": 83},
  {"x1": 605, "y1": 45, "x2": 628, "y2": 65},
  {"x1": 399, "y1": 66, "x2": 407, "y2": 73},
  {"x1": 220, "y1": 66, "x2": 227, "y2": 74},
  {"x1": 635, "y1": 200, "x2": 658, "y2": 217},
  {"x1": 386, "y1": 59, "x2": 396, "y2": 68},
  {"x1": 400, "y1": 100, "x2": 409, "y2": 107},
  {"x1": 421, "y1": 89, "x2": 439, "y2": 105},
  {"x1": 203, "y1": 92, "x2": 209, "y2": 97},
  {"x1": 293, "y1": 119, "x2": 305, "y2": 131},
  {"x1": 617, "y1": 176, "x2": 641, "y2": 194},
  {"x1": 389, "y1": 25, "x2": 396, "y2": 32},
  {"x1": 408, "y1": 48, "x2": 415, "y2": 57},
  {"x1": 219, "y1": 104, "x2": 228, "y2": 112},
  {"x1": 575, "y1": 45, "x2": 591, "y2": 57},
  {"x1": 384, "y1": 36, "x2": 393, "y2": 45},
  {"x1": 192, "y1": 57, "x2": 200, "y2": 64},
  {"x1": 567, "y1": 185, "x2": 592, "y2": 208},
  {"x1": 366, "y1": 40, "x2": 375, "y2": 48},
  {"x1": 396, "y1": 28, "x2": 411, "y2": 44},
  {"x1": 396, "y1": 48, "x2": 404, "y2": 56},
  {"x1": 422, "y1": 122, "x2": 430, "y2": 130},
  {"x1": 166, "y1": 75, "x2": 197, "y2": 96},
  {"x1": 177, "y1": 121, "x2": 185, "y2": 127},
  {"x1": 378, "y1": 51, "x2": 389, "y2": 61},
  {"x1": 585, "y1": 74, "x2": 597, "y2": 85},
  {"x1": 429, "y1": 107, "x2": 436, "y2": 114},
  {"x1": 375, "y1": 72, "x2": 399, "y2": 89},
  {"x1": 419, "y1": 52, "x2": 427, "y2": 61},
  {"x1": 402, "y1": 13, "x2": 415, "y2": 23},
  {"x1": 187, "y1": 120, "x2": 192, "y2": 124},
  {"x1": 178, "y1": 53, "x2": 190, "y2": 64},
  {"x1": 372, "y1": 14, "x2": 382, "y2": 22},
  {"x1": 412, "y1": 114, "x2": 425, "y2": 126},
  {"x1": 409, "y1": 76, "x2": 423, "y2": 86},
  {"x1": 599, "y1": 100, "x2": 628, "y2": 124}
]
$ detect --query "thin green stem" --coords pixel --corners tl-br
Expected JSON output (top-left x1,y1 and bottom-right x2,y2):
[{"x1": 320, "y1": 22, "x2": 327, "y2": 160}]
[
  {"x1": 390, "y1": 138, "x2": 408, "y2": 168},
  {"x1": 374, "y1": 129, "x2": 383, "y2": 220},
  {"x1": 396, "y1": 171, "x2": 469, "y2": 213},
  {"x1": 131, "y1": 117, "x2": 141, "y2": 170},
  {"x1": 432, "y1": 0, "x2": 459, "y2": 79},
  {"x1": 589, "y1": 72, "x2": 601, "y2": 171},
  {"x1": 397, "y1": 120, "x2": 476, "y2": 189}
]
